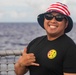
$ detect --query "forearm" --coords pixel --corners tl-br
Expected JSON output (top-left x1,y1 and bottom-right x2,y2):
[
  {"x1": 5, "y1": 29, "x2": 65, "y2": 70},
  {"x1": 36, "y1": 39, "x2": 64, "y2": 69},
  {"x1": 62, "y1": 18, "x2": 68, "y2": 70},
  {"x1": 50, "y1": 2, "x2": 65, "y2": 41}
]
[
  {"x1": 14, "y1": 62, "x2": 28, "y2": 75},
  {"x1": 64, "y1": 73, "x2": 76, "y2": 75}
]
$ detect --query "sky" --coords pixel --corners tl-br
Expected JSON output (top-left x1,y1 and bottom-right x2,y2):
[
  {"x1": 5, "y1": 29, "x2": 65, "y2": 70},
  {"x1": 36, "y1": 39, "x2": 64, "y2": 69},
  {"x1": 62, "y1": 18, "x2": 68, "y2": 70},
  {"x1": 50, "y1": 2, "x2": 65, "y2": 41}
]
[{"x1": 0, "y1": 0, "x2": 76, "y2": 22}]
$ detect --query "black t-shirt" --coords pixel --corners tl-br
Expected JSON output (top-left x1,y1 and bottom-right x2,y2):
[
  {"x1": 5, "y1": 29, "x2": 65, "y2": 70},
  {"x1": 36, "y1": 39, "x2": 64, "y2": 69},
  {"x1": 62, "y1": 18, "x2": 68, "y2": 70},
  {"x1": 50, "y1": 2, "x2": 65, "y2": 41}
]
[{"x1": 27, "y1": 34, "x2": 76, "y2": 75}]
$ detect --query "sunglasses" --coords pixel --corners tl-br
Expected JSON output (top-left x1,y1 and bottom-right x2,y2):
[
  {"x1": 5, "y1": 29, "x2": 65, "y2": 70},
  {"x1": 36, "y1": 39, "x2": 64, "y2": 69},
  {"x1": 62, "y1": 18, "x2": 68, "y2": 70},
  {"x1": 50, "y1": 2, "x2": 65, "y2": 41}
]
[{"x1": 44, "y1": 13, "x2": 65, "y2": 22}]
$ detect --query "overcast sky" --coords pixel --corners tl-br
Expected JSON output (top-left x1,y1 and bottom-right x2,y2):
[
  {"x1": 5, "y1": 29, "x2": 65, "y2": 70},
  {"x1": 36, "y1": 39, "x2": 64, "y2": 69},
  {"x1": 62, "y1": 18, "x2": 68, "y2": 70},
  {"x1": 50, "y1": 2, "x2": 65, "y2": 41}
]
[{"x1": 0, "y1": 0, "x2": 76, "y2": 22}]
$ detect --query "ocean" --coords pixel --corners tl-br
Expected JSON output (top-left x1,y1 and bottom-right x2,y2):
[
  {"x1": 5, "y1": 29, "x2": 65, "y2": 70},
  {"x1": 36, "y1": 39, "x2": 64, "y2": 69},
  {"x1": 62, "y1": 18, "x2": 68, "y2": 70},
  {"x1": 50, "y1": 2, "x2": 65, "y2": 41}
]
[{"x1": 0, "y1": 22, "x2": 76, "y2": 51}]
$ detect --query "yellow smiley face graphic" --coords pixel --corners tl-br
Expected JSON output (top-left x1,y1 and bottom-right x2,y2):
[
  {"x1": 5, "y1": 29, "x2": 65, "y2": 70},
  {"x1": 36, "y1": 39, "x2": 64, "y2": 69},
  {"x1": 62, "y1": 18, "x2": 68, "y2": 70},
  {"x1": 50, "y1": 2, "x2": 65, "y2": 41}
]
[{"x1": 47, "y1": 49, "x2": 57, "y2": 59}]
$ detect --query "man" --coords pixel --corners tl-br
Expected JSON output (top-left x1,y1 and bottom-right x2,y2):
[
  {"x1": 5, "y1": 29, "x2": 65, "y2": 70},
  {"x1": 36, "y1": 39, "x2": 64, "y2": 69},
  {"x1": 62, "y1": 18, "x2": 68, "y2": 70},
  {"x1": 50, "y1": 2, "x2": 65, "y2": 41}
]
[{"x1": 14, "y1": 2, "x2": 76, "y2": 75}]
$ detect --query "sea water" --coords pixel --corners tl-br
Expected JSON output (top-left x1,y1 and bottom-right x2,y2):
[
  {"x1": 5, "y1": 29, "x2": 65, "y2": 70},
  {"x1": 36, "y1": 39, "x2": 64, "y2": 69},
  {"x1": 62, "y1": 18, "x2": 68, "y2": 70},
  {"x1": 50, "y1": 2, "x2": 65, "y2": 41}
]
[{"x1": 0, "y1": 22, "x2": 76, "y2": 51}]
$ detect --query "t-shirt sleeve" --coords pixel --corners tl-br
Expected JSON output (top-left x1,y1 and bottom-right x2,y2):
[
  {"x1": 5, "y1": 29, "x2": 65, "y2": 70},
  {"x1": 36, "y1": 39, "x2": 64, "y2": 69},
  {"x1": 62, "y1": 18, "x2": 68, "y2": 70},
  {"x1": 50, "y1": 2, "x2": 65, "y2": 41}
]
[
  {"x1": 63, "y1": 44, "x2": 76, "y2": 73},
  {"x1": 27, "y1": 37, "x2": 38, "y2": 53},
  {"x1": 27, "y1": 36, "x2": 45, "y2": 53}
]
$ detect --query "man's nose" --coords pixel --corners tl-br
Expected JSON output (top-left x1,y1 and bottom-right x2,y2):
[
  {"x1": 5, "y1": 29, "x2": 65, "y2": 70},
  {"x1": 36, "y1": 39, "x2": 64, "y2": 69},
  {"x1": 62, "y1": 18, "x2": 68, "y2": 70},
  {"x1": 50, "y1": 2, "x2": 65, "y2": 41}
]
[{"x1": 50, "y1": 17, "x2": 57, "y2": 22}]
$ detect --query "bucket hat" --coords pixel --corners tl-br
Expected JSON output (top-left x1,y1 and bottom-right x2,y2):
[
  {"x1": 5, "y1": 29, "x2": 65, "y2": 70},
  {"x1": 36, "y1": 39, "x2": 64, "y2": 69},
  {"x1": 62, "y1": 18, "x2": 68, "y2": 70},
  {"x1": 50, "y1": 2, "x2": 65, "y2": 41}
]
[{"x1": 37, "y1": 2, "x2": 73, "y2": 33}]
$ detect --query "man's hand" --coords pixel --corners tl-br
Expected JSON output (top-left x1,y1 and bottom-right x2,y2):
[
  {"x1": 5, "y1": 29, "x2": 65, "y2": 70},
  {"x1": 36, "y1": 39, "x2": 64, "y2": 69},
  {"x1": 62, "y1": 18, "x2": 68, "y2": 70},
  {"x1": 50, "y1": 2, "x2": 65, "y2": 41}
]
[{"x1": 18, "y1": 48, "x2": 39, "y2": 67}]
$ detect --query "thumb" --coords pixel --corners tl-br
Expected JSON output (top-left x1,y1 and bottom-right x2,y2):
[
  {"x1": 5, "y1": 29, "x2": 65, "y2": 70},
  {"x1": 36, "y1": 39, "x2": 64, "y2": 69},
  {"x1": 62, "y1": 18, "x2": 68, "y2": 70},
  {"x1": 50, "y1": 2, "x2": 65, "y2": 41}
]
[
  {"x1": 22, "y1": 48, "x2": 27, "y2": 55},
  {"x1": 24, "y1": 48, "x2": 27, "y2": 53}
]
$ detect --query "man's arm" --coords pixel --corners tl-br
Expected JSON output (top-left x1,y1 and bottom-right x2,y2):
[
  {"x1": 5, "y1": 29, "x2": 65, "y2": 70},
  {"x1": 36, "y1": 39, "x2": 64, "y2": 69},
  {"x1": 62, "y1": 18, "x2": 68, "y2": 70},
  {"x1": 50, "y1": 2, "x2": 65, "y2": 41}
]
[
  {"x1": 14, "y1": 59, "x2": 28, "y2": 75},
  {"x1": 14, "y1": 48, "x2": 39, "y2": 75},
  {"x1": 64, "y1": 73, "x2": 76, "y2": 75}
]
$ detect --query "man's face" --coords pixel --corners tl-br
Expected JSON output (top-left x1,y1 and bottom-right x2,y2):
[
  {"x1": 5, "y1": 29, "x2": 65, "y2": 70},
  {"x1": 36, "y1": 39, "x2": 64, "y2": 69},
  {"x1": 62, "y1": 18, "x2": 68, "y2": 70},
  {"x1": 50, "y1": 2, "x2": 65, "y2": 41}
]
[{"x1": 44, "y1": 12, "x2": 68, "y2": 37}]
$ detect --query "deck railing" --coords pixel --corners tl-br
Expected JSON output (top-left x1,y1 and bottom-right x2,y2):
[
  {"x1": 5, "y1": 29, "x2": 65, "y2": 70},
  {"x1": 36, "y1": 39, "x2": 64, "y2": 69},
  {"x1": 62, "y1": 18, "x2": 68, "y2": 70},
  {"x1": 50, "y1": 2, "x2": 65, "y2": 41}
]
[{"x1": 0, "y1": 50, "x2": 23, "y2": 75}]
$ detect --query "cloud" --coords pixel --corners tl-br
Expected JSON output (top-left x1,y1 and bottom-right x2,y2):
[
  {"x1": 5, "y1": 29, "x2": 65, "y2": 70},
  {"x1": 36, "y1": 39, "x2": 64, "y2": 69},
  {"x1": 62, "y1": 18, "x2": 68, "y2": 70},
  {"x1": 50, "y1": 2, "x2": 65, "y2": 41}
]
[
  {"x1": 0, "y1": 0, "x2": 27, "y2": 6},
  {"x1": 0, "y1": 11, "x2": 5, "y2": 19},
  {"x1": 0, "y1": 0, "x2": 76, "y2": 22},
  {"x1": 0, "y1": 13, "x2": 4, "y2": 19},
  {"x1": 10, "y1": 11, "x2": 26, "y2": 19}
]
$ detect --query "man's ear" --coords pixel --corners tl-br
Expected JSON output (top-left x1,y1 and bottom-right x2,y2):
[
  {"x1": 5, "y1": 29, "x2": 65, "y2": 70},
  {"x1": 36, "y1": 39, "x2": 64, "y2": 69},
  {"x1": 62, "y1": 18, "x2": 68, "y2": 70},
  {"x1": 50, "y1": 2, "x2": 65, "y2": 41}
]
[{"x1": 65, "y1": 21, "x2": 68, "y2": 29}]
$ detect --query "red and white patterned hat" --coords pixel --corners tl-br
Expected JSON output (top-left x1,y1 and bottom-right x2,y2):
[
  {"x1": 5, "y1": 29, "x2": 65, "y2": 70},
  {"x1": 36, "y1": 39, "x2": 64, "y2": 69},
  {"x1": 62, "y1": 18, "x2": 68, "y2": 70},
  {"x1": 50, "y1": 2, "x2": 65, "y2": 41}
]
[
  {"x1": 37, "y1": 2, "x2": 73, "y2": 33},
  {"x1": 47, "y1": 2, "x2": 70, "y2": 16}
]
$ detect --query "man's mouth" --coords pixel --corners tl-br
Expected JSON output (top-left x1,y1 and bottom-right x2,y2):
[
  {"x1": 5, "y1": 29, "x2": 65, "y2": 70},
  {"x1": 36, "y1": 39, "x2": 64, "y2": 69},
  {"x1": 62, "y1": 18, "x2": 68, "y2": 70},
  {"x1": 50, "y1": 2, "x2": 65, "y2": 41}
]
[
  {"x1": 50, "y1": 25, "x2": 57, "y2": 28},
  {"x1": 48, "y1": 24, "x2": 58, "y2": 29}
]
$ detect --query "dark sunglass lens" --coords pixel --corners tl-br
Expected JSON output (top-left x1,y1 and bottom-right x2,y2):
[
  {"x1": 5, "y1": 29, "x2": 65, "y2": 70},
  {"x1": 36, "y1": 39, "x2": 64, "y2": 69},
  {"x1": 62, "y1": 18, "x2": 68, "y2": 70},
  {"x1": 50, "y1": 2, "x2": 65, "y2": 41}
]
[
  {"x1": 55, "y1": 15, "x2": 64, "y2": 21},
  {"x1": 45, "y1": 14, "x2": 53, "y2": 20}
]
